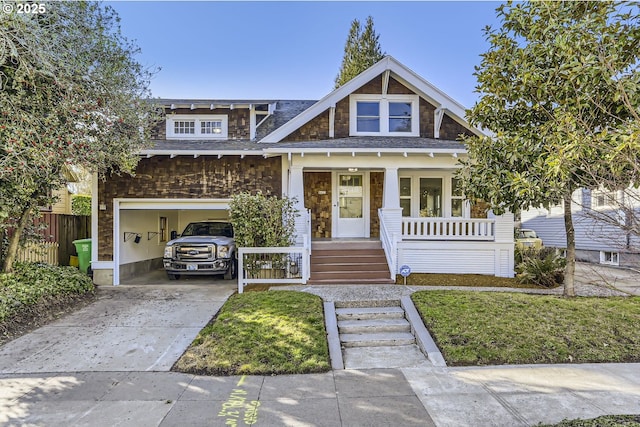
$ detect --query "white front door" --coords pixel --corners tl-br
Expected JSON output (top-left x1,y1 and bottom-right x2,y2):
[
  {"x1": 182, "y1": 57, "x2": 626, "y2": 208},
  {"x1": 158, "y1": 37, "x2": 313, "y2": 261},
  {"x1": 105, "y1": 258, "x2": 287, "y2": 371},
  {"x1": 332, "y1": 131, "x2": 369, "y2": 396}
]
[{"x1": 334, "y1": 172, "x2": 368, "y2": 238}]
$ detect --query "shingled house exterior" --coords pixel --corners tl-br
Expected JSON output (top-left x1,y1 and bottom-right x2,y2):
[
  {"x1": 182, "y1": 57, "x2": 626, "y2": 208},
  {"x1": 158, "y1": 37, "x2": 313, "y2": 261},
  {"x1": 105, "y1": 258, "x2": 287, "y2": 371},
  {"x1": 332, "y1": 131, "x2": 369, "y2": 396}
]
[{"x1": 91, "y1": 56, "x2": 514, "y2": 285}]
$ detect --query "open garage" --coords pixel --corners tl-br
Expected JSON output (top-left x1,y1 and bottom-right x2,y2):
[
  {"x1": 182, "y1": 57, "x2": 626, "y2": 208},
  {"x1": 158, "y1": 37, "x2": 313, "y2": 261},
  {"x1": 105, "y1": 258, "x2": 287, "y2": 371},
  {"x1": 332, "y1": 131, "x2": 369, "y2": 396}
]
[{"x1": 113, "y1": 199, "x2": 231, "y2": 285}]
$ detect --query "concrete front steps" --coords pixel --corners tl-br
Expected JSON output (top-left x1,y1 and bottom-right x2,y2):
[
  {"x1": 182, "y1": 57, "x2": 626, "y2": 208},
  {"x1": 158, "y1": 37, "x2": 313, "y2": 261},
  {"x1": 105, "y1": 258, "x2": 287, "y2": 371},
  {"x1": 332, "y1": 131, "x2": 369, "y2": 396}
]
[
  {"x1": 309, "y1": 240, "x2": 394, "y2": 285},
  {"x1": 335, "y1": 300, "x2": 429, "y2": 369}
]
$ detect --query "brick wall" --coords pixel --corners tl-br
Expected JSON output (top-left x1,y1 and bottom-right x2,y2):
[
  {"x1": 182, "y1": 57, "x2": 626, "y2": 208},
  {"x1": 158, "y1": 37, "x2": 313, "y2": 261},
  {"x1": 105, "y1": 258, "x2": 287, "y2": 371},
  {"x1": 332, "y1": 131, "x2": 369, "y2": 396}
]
[{"x1": 97, "y1": 156, "x2": 281, "y2": 260}]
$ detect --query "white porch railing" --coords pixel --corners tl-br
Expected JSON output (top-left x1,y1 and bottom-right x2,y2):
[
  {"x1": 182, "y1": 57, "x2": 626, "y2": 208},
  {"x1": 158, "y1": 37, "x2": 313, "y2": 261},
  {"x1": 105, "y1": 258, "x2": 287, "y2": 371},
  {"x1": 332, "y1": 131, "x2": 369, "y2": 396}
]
[
  {"x1": 238, "y1": 209, "x2": 311, "y2": 293},
  {"x1": 238, "y1": 241, "x2": 309, "y2": 294},
  {"x1": 378, "y1": 210, "x2": 398, "y2": 280},
  {"x1": 402, "y1": 218, "x2": 495, "y2": 241}
]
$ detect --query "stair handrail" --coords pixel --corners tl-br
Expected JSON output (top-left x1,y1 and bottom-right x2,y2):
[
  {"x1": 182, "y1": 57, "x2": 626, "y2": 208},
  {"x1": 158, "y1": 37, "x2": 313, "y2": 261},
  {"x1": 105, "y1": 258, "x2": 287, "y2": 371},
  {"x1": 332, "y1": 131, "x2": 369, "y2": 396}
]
[{"x1": 378, "y1": 209, "x2": 398, "y2": 280}]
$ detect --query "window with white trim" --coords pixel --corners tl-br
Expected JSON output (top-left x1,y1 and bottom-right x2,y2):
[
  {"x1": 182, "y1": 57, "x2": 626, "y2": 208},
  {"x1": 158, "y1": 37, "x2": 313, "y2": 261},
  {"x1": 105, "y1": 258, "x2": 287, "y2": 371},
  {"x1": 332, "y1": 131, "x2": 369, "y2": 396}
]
[
  {"x1": 166, "y1": 115, "x2": 228, "y2": 139},
  {"x1": 400, "y1": 177, "x2": 411, "y2": 217},
  {"x1": 350, "y1": 94, "x2": 419, "y2": 136},
  {"x1": 600, "y1": 251, "x2": 619, "y2": 266},
  {"x1": 451, "y1": 178, "x2": 464, "y2": 217},
  {"x1": 592, "y1": 189, "x2": 618, "y2": 208}
]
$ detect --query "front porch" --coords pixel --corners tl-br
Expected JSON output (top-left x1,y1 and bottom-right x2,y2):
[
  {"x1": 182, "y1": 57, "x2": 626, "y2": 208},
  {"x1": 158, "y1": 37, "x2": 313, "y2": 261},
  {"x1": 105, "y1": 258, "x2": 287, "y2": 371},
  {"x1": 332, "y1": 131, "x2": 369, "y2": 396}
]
[{"x1": 284, "y1": 160, "x2": 515, "y2": 280}]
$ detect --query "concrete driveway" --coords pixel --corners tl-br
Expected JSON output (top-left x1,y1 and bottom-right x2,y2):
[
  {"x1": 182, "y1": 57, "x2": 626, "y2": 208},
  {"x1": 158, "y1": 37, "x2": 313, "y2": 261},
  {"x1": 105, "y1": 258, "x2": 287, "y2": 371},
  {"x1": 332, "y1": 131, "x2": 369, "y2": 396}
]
[
  {"x1": 0, "y1": 282, "x2": 236, "y2": 374},
  {"x1": 575, "y1": 262, "x2": 640, "y2": 296}
]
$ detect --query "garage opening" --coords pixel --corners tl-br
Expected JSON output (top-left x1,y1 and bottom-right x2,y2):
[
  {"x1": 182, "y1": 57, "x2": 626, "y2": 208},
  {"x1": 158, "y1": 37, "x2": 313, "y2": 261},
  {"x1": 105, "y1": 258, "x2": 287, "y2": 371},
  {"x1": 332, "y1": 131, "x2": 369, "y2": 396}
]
[{"x1": 114, "y1": 199, "x2": 230, "y2": 285}]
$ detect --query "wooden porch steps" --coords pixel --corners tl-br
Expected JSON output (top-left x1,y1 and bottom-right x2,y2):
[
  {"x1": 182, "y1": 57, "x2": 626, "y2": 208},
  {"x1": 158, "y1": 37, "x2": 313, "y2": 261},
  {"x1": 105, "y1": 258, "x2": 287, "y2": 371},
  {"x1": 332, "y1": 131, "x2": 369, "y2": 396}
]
[{"x1": 308, "y1": 240, "x2": 394, "y2": 285}]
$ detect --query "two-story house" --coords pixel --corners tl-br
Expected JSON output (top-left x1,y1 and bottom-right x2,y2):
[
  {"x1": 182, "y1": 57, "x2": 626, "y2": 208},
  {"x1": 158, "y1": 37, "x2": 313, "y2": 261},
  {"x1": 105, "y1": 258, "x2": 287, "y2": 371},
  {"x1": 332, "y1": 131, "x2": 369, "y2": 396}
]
[{"x1": 91, "y1": 56, "x2": 514, "y2": 286}]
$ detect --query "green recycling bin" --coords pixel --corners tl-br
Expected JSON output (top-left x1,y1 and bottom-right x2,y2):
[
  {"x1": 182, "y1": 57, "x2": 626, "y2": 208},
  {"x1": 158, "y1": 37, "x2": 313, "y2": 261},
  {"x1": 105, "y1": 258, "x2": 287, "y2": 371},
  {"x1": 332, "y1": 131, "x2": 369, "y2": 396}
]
[{"x1": 72, "y1": 238, "x2": 92, "y2": 274}]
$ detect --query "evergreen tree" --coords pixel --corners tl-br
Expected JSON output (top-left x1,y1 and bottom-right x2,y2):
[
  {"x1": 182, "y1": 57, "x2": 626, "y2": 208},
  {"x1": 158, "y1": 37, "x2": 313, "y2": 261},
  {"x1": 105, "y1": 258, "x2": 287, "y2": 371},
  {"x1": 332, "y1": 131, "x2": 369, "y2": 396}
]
[{"x1": 335, "y1": 16, "x2": 384, "y2": 88}]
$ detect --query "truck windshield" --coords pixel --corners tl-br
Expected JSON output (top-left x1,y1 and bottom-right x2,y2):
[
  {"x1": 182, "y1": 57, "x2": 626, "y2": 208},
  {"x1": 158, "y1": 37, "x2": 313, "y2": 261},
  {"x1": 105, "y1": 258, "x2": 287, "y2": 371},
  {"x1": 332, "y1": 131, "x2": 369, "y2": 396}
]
[
  {"x1": 181, "y1": 222, "x2": 234, "y2": 237},
  {"x1": 518, "y1": 230, "x2": 537, "y2": 239}
]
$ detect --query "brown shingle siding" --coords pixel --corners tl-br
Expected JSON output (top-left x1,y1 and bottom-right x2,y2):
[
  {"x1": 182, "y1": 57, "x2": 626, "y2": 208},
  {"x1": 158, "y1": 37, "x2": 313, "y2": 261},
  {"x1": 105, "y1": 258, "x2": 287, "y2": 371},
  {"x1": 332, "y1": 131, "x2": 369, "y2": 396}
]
[
  {"x1": 97, "y1": 156, "x2": 281, "y2": 260},
  {"x1": 419, "y1": 98, "x2": 436, "y2": 138},
  {"x1": 439, "y1": 114, "x2": 474, "y2": 141}
]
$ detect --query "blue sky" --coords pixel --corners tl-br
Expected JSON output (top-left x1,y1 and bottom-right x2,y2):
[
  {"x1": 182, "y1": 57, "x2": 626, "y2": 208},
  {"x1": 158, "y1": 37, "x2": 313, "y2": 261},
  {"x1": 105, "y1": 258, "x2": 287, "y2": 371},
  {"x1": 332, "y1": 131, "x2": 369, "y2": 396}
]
[{"x1": 108, "y1": 1, "x2": 502, "y2": 108}]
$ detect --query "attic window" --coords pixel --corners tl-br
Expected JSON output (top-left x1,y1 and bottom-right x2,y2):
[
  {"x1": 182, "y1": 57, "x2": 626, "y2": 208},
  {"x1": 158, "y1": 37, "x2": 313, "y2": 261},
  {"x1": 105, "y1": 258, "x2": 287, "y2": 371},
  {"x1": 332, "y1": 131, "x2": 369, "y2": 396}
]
[
  {"x1": 167, "y1": 115, "x2": 228, "y2": 139},
  {"x1": 201, "y1": 120, "x2": 223, "y2": 134},
  {"x1": 174, "y1": 120, "x2": 195, "y2": 135},
  {"x1": 350, "y1": 94, "x2": 419, "y2": 136}
]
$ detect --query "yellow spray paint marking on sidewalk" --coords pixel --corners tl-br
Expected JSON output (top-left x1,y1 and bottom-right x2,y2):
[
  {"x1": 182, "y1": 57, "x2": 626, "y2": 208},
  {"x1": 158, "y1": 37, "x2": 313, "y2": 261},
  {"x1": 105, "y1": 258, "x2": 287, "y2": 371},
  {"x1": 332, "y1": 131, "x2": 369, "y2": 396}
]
[{"x1": 218, "y1": 375, "x2": 261, "y2": 426}]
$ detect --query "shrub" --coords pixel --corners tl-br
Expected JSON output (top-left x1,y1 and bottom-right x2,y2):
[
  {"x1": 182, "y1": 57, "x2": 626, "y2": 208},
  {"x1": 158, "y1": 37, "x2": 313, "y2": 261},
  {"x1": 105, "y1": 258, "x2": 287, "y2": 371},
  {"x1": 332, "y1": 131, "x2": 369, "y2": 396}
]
[
  {"x1": 71, "y1": 195, "x2": 91, "y2": 216},
  {"x1": 229, "y1": 192, "x2": 298, "y2": 247},
  {"x1": 515, "y1": 247, "x2": 566, "y2": 287},
  {"x1": 0, "y1": 262, "x2": 94, "y2": 323}
]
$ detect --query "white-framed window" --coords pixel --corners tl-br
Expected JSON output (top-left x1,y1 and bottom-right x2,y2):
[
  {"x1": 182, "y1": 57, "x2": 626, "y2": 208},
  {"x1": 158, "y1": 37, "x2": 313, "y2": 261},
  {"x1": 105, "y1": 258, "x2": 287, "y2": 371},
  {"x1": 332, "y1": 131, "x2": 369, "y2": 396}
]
[
  {"x1": 600, "y1": 251, "x2": 619, "y2": 266},
  {"x1": 400, "y1": 177, "x2": 412, "y2": 217},
  {"x1": 349, "y1": 94, "x2": 419, "y2": 136},
  {"x1": 166, "y1": 115, "x2": 228, "y2": 139},
  {"x1": 592, "y1": 189, "x2": 618, "y2": 209},
  {"x1": 451, "y1": 178, "x2": 464, "y2": 217},
  {"x1": 399, "y1": 173, "x2": 467, "y2": 218}
]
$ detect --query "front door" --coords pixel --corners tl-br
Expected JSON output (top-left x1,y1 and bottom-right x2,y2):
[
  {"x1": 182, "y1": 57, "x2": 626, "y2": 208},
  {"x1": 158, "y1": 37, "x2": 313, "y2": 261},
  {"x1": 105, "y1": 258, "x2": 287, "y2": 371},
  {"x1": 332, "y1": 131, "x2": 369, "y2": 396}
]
[{"x1": 334, "y1": 172, "x2": 367, "y2": 238}]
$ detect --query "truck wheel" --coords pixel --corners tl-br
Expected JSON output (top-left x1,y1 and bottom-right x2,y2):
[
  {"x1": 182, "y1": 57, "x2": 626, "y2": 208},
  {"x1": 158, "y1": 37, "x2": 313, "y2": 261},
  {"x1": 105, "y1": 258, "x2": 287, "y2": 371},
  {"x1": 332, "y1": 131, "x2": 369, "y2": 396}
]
[
  {"x1": 167, "y1": 273, "x2": 180, "y2": 280},
  {"x1": 224, "y1": 258, "x2": 237, "y2": 280}
]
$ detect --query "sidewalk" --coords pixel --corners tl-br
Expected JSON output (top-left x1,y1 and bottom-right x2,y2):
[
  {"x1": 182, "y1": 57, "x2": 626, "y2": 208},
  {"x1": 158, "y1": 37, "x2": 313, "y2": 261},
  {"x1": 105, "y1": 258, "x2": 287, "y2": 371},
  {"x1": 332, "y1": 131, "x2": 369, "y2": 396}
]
[
  {"x1": 1, "y1": 363, "x2": 638, "y2": 426},
  {"x1": 1, "y1": 281, "x2": 639, "y2": 426}
]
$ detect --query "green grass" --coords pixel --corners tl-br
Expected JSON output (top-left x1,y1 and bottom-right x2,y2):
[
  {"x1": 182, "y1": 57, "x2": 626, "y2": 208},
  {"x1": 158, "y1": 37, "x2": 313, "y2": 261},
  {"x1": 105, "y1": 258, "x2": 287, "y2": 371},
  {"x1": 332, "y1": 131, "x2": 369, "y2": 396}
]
[
  {"x1": 412, "y1": 291, "x2": 640, "y2": 366},
  {"x1": 173, "y1": 291, "x2": 330, "y2": 376},
  {"x1": 538, "y1": 415, "x2": 640, "y2": 426}
]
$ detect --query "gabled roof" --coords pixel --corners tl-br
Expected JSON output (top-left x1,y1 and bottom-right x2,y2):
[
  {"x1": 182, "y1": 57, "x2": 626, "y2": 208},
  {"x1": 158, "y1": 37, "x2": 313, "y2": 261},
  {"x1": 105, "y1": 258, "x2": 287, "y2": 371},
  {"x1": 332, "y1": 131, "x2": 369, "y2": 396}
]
[{"x1": 259, "y1": 55, "x2": 483, "y2": 143}]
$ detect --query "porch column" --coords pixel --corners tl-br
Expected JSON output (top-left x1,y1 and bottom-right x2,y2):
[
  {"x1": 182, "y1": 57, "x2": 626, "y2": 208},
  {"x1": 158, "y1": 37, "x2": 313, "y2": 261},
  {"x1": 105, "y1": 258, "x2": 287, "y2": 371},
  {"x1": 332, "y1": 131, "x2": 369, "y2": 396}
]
[
  {"x1": 288, "y1": 165, "x2": 307, "y2": 246},
  {"x1": 382, "y1": 167, "x2": 400, "y2": 209},
  {"x1": 489, "y1": 210, "x2": 515, "y2": 278},
  {"x1": 288, "y1": 165, "x2": 305, "y2": 213}
]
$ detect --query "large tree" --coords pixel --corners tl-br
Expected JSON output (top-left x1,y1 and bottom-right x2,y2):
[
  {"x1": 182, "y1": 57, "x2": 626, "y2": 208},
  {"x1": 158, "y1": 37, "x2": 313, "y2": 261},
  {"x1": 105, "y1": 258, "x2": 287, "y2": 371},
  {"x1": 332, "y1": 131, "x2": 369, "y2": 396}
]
[
  {"x1": 0, "y1": 1, "x2": 162, "y2": 272},
  {"x1": 458, "y1": 1, "x2": 640, "y2": 296},
  {"x1": 334, "y1": 16, "x2": 384, "y2": 88}
]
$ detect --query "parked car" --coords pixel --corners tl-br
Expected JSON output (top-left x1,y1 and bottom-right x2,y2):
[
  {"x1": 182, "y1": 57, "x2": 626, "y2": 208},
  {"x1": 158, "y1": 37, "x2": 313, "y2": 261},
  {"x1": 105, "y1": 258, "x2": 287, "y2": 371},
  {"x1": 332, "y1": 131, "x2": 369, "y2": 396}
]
[
  {"x1": 163, "y1": 221, "x2": 237, "y2": 280},
  {"x1": 515, "y1": 228, "x2": 544, "y2": 250}
]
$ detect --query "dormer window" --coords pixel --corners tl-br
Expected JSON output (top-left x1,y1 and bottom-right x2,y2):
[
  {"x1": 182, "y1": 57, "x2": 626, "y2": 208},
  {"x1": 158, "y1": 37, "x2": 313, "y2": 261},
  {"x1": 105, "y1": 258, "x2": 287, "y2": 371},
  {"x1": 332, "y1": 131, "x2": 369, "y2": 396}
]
[
  {"x1": 167, "y1": 115, "x2": 228, "y2": 139},
  {"x1": 350, "y1": 94, "x2": 419, "y2": 136}
]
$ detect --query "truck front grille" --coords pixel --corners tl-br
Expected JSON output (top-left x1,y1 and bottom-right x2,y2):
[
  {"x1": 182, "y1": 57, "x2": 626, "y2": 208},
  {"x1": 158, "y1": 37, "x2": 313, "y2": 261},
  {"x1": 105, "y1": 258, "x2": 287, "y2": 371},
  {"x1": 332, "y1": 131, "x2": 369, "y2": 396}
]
[{"x1": 175, "y1": 244, "x2": 215, "y2": 261}]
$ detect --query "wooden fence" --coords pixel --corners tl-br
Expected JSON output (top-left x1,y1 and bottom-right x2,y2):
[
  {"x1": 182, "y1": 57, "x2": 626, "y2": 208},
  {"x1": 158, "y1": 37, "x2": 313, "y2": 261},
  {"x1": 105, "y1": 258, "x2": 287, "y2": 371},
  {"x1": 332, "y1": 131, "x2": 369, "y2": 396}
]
[
  {"x1": 10, "y1": 213, "x2": 90, "y2": 266},
  {"x1": 17, "y1": 242, "x2": 60, "y2": 265}
]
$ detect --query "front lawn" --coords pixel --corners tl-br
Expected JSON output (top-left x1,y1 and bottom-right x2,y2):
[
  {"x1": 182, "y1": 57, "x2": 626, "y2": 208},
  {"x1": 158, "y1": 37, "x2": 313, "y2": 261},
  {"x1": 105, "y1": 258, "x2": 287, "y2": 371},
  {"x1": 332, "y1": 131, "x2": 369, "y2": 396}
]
[
  {"x1": 412, "y1": 291, "x2": 640, "y2": 366},
  {"x1": 173, "y1": 290, "x2": 330, "y2": 376}
]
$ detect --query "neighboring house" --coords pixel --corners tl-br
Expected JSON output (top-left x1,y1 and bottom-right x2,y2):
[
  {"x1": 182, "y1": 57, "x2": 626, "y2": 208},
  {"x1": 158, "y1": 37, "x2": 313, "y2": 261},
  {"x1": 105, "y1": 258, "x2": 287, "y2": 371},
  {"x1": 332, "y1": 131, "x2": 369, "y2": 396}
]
[
  {"x1": 521, "y1": 188, "x2": 640, "y2": 268},
  {"x1": 92, "y1": 56, "x2": 514, "y2": 286}
]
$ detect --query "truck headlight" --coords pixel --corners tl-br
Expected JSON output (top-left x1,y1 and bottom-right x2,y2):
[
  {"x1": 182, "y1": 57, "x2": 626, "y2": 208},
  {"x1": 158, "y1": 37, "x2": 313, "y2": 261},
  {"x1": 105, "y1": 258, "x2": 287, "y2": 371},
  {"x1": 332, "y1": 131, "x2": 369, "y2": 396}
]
[
  {"x1": 217, "y1": 245, "x2": 230, "y2": 258},
  {"x1": 164, "y1": 246, "x2": 173, "y2": 258}
]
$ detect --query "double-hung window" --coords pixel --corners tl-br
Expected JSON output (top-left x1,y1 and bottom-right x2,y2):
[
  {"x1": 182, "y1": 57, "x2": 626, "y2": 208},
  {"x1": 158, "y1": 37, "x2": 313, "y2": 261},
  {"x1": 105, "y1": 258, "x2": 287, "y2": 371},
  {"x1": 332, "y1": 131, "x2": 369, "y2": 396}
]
[
  {"x1": 350, "y1": 94, "x2": 419, "y2": 136},
  {"x1": 166, "y1": 115, "x2": 228, "y2": 139}
]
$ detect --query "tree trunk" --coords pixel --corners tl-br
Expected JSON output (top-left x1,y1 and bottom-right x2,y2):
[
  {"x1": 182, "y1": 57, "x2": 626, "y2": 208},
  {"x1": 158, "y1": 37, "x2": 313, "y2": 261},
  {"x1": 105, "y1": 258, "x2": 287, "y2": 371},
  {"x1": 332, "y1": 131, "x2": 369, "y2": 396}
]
[
  {"x1": 563, "y1": 193, "x2": 576, "y2": 297},
  {"x1": 2, "y1": 204, "x2": 35, "y2": 273}
]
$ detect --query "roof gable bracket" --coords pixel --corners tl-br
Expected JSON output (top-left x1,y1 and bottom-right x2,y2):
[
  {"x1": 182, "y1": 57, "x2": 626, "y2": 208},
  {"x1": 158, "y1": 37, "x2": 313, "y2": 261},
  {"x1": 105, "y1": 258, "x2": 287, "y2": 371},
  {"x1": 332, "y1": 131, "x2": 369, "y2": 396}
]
[
  {"x1": 434, "y1": 107, "x2": 446, "y2": 139},
  {"x1": 329, "y1": 105, "x2": 335, "y2": 138},
  {"x1": 382, "y1": 70, "x2": 390, "y2": 96}
]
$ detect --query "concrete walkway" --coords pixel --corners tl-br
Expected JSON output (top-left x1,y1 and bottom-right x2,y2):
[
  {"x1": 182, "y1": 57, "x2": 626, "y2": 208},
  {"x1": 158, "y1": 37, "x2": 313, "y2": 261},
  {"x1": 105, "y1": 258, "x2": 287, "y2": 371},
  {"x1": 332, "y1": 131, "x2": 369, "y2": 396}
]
[{"x1": 0, "y1": 281, "x2": 639, "y2": 426}]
